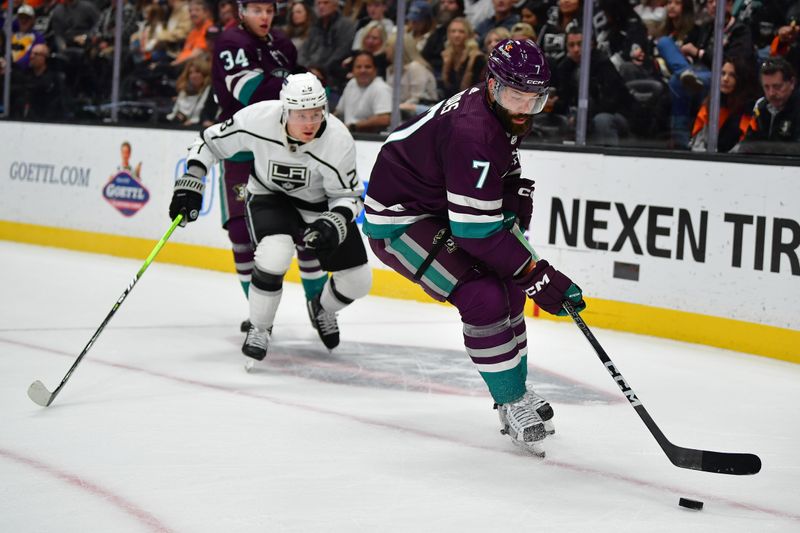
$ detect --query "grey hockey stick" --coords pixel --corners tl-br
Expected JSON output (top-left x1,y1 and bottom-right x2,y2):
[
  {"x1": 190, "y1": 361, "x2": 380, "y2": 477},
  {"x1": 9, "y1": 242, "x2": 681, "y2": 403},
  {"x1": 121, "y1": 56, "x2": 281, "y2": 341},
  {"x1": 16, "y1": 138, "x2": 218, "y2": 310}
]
[
  {"x1": 511, "y1": 225, "x2": 761, "y2": 475},
  {"x1": 27, "y1": 215, "x2": 184, "y2": 407}
]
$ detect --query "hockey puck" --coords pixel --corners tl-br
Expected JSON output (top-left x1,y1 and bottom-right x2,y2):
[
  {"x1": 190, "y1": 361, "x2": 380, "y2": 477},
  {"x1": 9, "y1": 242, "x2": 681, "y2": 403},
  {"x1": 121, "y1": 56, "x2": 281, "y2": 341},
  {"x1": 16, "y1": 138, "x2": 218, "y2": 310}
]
[{"x1": 678, "y1": 497, "x2": 704, "y2": 510}]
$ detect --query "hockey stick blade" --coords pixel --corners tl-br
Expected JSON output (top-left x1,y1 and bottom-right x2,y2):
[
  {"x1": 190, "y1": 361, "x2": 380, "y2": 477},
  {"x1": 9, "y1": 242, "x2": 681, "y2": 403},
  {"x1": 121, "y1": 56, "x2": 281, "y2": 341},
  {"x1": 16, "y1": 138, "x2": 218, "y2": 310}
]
[
  {"x1": 27, "y1": 380, "x2": 55, "y2": 407},
  {"x1": 567, "y1": 299, "x2": 762, "y2": 476},
  {"x1": 26, "y1": 215, "x2": 184, "y2": 407},
  {"x1": 509, "y1": 225, "x2": 761, "y2": 476}
]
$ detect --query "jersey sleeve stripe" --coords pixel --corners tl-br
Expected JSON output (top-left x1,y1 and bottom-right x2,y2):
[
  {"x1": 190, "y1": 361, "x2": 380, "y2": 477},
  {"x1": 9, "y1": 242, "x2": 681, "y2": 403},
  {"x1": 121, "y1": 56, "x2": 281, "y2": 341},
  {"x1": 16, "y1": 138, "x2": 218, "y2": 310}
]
[
  {"x1": 446, "y1": 191, "x2": 502, "y2": 211},
  {"x1": 448, "y1": 211, "x2": 503, "y2": 224},
  {"x1": 449, "y1": 219, "x2": 504, "y2": 239},
  {"x1": 234, "y1": 72, "x2": 265, "y2": 105}
]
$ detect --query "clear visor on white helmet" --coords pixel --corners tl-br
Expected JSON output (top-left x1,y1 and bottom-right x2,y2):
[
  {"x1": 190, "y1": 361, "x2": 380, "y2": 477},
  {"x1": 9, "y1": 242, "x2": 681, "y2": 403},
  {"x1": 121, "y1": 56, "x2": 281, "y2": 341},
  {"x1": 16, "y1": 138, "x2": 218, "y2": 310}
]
[
  {"x1": 285, "y1": 106, "x2": 327, "y2": 125},
  {"x1": 492, "y1": 81, "x2": 549, "y2": 115}
]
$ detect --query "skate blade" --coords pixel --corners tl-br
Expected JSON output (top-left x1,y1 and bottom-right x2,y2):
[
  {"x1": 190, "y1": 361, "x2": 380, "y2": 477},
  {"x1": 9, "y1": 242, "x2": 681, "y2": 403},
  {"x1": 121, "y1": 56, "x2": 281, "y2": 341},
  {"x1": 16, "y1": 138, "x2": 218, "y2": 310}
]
[
  {"x1": 244, "y1": 358, "x2": 256, "y2": 373},
  {"x1": 511, "y1": 439, "x2": 546, "y2": 458}
]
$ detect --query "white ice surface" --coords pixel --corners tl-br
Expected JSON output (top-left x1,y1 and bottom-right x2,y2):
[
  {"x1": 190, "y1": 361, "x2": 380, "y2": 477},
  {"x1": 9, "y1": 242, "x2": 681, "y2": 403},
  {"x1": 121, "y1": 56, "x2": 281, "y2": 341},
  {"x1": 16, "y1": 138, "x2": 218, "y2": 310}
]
[{"x1": 1, "y1": 241, "x2": 798, "y2": 533}]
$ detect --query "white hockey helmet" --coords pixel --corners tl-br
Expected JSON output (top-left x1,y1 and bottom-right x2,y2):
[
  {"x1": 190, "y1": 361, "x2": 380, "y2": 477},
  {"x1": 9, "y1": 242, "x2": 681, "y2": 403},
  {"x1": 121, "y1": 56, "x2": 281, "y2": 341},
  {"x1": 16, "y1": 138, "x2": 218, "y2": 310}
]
[{"x1": 280, "y1": 73, "x2": 328, "y2": 122}]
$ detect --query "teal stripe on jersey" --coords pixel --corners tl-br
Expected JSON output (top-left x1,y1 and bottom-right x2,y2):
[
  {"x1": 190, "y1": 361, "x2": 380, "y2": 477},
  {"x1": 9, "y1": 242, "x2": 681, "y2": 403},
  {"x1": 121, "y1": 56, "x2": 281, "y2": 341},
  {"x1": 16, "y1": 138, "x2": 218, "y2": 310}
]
[
  {"x1": 450, "y1": 220, "x2": 504, "y2": 239},
  {"x1": 361, "y1": 219, "x2": 408, "y2": 239},
  {"x1": 389, "y1": 236, "x2": 456, "y2": 295},
  {"x1": 479, "y1": 360, "x2": 527, "y2": 404},
  {"x1": 227, "y1": 151, "x2": 254, "y2": 162},
  {"x1": 239, "y1": 74, "x2": 264, "y2": 105}
]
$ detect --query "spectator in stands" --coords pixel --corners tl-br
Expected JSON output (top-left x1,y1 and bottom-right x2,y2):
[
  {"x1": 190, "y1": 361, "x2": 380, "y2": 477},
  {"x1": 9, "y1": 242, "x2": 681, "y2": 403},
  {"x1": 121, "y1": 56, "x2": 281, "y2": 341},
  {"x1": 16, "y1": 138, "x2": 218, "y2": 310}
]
[
  {"x1": 769, "y1": 4, "x2": 800, "y2": 70},
  {"x1": 172, "y1": 0, "x2": 213, "y2": 67},
  {"x1": 657, "y1": 0, "x2": 754, "y2": 148},
  {"x1": 13, "y1": 43, "x2": 68, "y2": 120},
  {"x1": 440, "y1": 16, "x2": 485, "y2": 98},
  {"x1": 335, "y1": 50, "x2": 392, "y2": 132},
  {"x1": 421, "y1": 0, "x2": 464, "y2": 77},
  {"x1": 407, "y1": 0, "x2": 435, "y2": 52},
  {"x1": 736, "y1": 0, "x2": 791, "y2": 60},
  {"x1": 218, "y1": 0, "x2": 238, "y2": 30},
  {"x1": 635, "y1": 0, "x2": 667, "y2": 39},
  {"x1": 464, "y1": 0, "x2": 493, "y2": 29},
  {"x1": 553, "y1": 25, "x2": 635, "y2": 146},
  {"x1": 154, "y1": 0, "x2": 192, "y2": 63},
  {"x1": 130, "y1": 2, "x2": 168, "y2": 65},
  {"x1": 385, "y1": 31, "x2": 438, "y2": 116},
  {"x1": 510, "y1": 22, "x2": 536, "y2": 42},
  {"x1": 343, "y1": 0, "x2": 366, "y2": 21},
  {"x1": 595, "y1": 0, "x2": 651, "y2": 82},
  {"x1": 11, "y1": 4, "x2": 45, "y2": 70},
  {"x1": 300, "y1": 0, "x2": 356, "y2": 91},
  {"x1": 348, "y1": 19, "x2": 389, "y2": 77},
  {"x1": 482, "y1": 25, "x2": 510, "y2": 54},
  {"x1": 285, "y1": 0, "x2": 314, "y2": 50},
  {"x1": 740, "y1": 57, "x2": 800, "y2": 153},
  {"x1": 87, "y1": 0, "x2": 138, "y2": 99},
  {"x1": 475, "y1": 0, "x2": 520, "y2": 45},
  {"x1": 49, "y1": 0, "x2": 99, "y2": 54},
  {"x1": 166, "y1": 57, "x2": 212, "y2": 126},
  {"x1": 351, "y1": 0, "x2": 394, "y2": 51},
  {"x1": 519, "y1": 0, "x2": 550, "y2": 34},
  {"x1": 537, "y1": 0, "x2": 580, "y2": 65},
  {"x1": 689, "y1": 56, "x2": 758, "y2": 152},
  {"x1": 47, "y1": 0, "x2": 98, "y2": 100}
]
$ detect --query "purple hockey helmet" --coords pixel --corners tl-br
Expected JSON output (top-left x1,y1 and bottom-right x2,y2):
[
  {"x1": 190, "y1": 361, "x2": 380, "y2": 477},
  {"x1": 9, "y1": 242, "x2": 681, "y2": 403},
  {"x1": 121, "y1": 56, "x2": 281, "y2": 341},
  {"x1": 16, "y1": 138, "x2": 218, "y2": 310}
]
[{"x1": 487, "y1": 39, "x2": 550, "y2": 115}]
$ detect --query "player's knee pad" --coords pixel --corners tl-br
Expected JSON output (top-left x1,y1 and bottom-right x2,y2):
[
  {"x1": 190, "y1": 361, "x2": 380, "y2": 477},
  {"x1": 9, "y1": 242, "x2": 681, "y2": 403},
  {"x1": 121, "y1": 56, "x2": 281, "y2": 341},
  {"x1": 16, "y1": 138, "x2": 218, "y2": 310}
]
[
  {"x1": 251, "y1": 267, "x2": 284, "y2": 293},
  {"x1": 253, "y1": 234, "x2": 294, "y2": 275},
  {"x1": 330, "y1": 264, "x2": 372, "y2": 302},
  {"x1": 450, "y1": 273, "x2": 510, "y2": 326}
]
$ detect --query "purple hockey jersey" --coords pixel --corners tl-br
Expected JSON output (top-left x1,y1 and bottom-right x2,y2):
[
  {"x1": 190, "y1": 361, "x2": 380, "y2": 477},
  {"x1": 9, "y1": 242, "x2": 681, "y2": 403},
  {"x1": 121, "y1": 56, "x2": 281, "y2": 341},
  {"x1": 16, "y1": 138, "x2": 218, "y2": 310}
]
[
  {"x1": 212, "y1": 26, "x2": 297, "y2": 120},
  {"x1": 363, "y1": 84, "x2": 533, "y2": 278}
]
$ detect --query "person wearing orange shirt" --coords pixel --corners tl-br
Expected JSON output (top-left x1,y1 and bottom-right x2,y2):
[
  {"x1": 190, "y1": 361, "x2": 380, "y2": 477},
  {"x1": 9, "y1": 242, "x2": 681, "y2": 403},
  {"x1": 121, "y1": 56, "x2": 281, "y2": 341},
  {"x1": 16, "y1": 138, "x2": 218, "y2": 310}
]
[{"x1": 172, "y1": 0, "x2": 214, "y2": 66}]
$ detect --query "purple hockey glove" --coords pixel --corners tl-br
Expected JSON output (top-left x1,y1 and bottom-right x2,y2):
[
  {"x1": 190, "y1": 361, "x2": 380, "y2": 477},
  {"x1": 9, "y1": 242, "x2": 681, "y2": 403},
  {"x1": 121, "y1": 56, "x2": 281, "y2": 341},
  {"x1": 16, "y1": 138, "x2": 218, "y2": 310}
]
[
  {"x1": 502, "y1": 178, "x2": 535, "y2": 230},
  {"x1": 513, "y1": 259, "x2": 586, "y2": 316}
]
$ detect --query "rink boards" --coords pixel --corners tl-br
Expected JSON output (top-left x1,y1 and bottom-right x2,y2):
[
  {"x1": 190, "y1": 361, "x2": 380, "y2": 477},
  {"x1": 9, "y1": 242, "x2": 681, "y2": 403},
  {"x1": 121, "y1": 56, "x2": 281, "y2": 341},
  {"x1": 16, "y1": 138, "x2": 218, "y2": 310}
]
[{"x1": 0, "y1": 121, "x2": 797, "y2": 362}]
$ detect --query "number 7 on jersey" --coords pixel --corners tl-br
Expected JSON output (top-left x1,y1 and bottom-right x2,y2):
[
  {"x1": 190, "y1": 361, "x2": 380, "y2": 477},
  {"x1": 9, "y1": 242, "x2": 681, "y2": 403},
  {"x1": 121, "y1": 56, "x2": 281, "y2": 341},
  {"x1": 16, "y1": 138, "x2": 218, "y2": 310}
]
[{"x1": 472, "y1": 160, "x2": 490, "y2": 188}]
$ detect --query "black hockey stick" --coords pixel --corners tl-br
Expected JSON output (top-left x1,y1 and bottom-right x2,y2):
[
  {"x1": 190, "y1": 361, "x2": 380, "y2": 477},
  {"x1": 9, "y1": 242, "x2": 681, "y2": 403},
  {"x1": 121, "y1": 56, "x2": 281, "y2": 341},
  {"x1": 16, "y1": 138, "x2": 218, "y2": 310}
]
[
  {"x1": 27, "y1": 215, "x2": 184, "y2": 407},
  {"x1": 512, "y1": 226, "x2": 761, "y2": 475}
]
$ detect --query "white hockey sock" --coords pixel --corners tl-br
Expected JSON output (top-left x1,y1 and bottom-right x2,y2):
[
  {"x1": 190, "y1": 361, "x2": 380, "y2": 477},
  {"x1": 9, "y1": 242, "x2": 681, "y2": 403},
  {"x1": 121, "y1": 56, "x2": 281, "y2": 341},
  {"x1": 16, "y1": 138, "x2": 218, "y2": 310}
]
[{"x1": 249, "y1": 285, "x2": 282, "y2": 330}]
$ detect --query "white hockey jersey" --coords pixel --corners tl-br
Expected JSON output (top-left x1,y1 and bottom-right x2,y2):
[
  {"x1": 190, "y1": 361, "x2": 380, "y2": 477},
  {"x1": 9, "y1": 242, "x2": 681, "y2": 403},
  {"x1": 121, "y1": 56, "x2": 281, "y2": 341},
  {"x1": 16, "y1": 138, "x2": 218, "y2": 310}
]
[{"x1": 186, "y1": 100, "x2": 363, "y2": 222}]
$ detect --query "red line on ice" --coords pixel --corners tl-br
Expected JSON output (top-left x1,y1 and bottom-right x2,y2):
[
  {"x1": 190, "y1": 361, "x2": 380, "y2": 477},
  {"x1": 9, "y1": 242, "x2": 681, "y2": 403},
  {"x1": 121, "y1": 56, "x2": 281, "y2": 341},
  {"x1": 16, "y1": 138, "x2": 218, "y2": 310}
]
[
  {"x1": 7, "y1": 336, "x2": 800, "y2": 525},
  {"x1": 0, "y1": 447, "x2": 174, "y2": 533}
]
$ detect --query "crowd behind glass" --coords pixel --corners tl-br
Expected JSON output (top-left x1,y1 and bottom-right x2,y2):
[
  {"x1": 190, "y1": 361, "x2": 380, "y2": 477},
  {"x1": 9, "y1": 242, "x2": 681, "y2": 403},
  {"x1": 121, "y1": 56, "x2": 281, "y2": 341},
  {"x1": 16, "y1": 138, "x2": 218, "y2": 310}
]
[{"x1": 2, "y1": 0, "x2": 798, "y2": 155}]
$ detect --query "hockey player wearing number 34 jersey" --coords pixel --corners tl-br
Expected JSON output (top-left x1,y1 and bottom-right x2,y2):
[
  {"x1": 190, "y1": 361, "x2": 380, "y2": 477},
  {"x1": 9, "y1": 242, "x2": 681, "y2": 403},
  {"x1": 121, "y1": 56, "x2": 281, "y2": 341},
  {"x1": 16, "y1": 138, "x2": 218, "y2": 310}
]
[
  {"x1": 170, "y1": 73, "x2": 372, "y2": 361},
  {"x1": 363, "y1": 39, "x2": 586, "y2": 456}
]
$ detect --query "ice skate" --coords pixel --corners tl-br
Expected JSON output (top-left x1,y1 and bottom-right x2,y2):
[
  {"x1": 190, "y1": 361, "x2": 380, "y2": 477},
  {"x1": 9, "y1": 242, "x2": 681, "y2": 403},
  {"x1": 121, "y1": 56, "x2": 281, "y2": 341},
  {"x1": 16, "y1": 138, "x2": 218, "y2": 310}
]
[
  {"x1": 242, "y1": 324, "x2": 270, "y2": 361},
  {"x1": 306, "y1": 294, "x2": 339, "y2": 349},
  {"x1": 240, "y1": 319, "x2": 251, "y2": 332},
  {"x1": 496, "y1": 390, "x2": 555, "y2": 456}
]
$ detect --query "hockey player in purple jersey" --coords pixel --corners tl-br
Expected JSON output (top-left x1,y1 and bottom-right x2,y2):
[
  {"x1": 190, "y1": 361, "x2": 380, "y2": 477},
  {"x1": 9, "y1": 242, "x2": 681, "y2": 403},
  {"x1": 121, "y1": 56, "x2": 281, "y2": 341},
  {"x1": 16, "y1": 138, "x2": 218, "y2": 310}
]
[
  {"x1": 211, "y1": 0, "x2": 328, "y2": 332},
  {"x1": 363, "y1": 39, "x2": 586, "y2": 455}
]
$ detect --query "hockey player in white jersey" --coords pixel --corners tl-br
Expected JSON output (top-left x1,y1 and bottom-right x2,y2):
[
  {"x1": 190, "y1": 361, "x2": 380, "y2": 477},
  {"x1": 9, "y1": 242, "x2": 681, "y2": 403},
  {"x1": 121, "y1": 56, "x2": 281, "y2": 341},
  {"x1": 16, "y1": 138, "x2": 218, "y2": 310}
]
[{"x1": 169, "y1": 73, "x2": 372, "y2": 360}]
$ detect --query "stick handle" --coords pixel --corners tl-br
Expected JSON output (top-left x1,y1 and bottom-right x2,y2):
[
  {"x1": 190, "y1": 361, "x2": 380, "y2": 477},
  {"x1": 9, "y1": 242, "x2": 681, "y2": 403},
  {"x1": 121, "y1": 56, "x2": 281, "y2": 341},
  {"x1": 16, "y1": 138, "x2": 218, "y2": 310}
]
[{"x1": 36, "y1": 215, "x2": 183, "y2": 406}]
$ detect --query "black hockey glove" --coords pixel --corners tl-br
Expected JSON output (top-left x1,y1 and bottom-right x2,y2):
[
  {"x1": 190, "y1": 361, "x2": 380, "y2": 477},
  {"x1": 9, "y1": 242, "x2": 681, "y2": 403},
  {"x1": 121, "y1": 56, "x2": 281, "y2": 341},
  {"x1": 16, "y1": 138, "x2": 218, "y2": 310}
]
[
  {"x1": 169, "y1": 170, "x2": 205, "y2": 226},
  {"x1": 502, "y1": 178, "x2": 535, "y2": 230},
  {"x1": 303, "y1": 209, "x2": 349, "y2": 253},
  {"x1": 513, "y1": 259, "x2": 586, "y2": 316}
]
